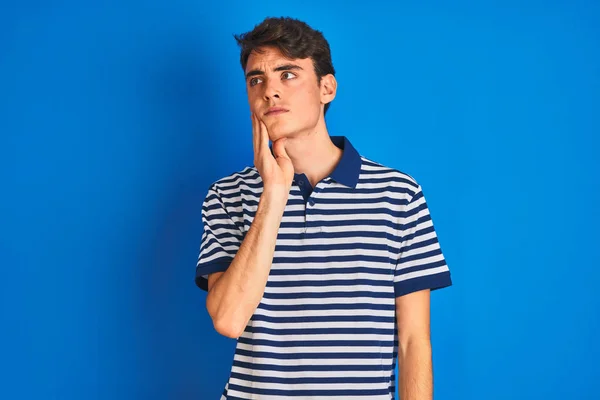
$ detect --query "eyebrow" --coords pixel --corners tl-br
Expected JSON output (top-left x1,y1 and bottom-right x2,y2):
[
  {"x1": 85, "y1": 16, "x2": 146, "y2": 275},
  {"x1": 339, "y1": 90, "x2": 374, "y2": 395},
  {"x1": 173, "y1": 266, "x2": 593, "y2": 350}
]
[{"x1": 245, "y1": 64, "x2": 304, "y2": 80}]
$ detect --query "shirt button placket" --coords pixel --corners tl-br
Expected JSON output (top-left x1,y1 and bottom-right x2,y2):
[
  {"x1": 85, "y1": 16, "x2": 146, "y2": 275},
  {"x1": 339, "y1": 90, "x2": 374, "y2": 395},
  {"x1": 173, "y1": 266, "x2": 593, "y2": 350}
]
[
  {"x1": 299, "y1": 179, "x2": 308, "y2": 232},
  {"x1": 306, "y1": 186, "x2": 320, "y2": 233}
]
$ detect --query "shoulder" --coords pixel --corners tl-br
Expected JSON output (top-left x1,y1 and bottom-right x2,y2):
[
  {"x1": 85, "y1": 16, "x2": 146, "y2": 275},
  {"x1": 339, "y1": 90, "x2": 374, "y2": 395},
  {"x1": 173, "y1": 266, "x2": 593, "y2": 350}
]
[
  {"x1": 358, "y1": 155, "x2": 421, "y2": 197},
  {"x1": 207, "y1": 165, "x2": 262, "y2": 195}
]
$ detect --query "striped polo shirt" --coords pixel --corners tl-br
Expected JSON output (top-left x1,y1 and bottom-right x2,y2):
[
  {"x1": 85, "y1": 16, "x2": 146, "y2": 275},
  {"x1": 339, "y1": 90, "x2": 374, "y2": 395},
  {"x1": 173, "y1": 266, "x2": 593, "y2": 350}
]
[{"x1": 195, "y1": 135, "x2": 452, "y2": 400}]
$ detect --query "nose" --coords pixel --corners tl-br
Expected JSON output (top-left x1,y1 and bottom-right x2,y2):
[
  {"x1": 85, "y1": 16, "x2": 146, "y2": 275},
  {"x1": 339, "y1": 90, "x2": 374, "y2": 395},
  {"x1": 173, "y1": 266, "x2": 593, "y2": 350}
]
[{"x1": 262, "y1": 79, "x2": 281, "y2": 102}]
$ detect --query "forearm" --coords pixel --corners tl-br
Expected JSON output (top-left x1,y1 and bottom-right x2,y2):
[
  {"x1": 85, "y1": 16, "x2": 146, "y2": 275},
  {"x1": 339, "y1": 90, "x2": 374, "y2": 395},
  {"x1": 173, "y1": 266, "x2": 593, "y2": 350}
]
[
  {"x1": 206, "y1": 188, "x2": 288, "y2": 338},
  {"x1": 398, "y1": 338, "x2": 433, "y2": 400}
]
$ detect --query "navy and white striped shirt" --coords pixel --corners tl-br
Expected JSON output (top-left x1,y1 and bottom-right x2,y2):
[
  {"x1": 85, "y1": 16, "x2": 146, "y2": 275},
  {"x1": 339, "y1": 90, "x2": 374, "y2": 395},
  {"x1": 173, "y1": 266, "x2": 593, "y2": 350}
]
[{"x1": 196, "y1": 135, "x2": 452, "y2": 400}]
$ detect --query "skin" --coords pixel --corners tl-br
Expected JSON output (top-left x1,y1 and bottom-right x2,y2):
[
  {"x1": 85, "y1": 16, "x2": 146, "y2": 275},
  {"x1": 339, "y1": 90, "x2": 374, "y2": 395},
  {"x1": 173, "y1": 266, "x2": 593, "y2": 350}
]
[
  {"x1": 207, "y1": 45, "x2": 434, "y2": 400},
  {"x1": 244, "y1": 45, "x2": 341, "y2": 189},
  {"x1": 396, "y1": 289, "x2": 434, "y2": 400}
]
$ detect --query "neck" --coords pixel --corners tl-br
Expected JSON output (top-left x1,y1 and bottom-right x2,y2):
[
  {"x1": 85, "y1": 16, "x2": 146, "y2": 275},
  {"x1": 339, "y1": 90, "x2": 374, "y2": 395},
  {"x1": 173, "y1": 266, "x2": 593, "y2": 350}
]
[{"x1": 283, "y1": 117, "x2": 343, "y2": 188}]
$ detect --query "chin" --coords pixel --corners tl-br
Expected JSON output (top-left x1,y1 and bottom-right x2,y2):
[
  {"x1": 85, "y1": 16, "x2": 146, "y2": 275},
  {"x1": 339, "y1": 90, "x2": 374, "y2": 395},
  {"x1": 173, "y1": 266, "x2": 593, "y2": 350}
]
[{"x1": 268, "y1": 122, "x2": 299, "y2": 141}]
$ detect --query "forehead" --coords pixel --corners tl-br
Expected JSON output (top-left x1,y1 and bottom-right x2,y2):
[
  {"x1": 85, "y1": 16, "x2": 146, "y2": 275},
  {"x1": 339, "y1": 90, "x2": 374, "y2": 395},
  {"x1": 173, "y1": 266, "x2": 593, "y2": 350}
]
[{"x1": 245, "y1": 46, "x2": 310, "y2": 72}]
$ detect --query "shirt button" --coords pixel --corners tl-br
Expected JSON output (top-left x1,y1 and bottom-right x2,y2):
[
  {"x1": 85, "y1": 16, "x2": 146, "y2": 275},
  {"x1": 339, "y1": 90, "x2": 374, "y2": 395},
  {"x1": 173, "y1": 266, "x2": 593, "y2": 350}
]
[
  {"x1": 308, "y1": 199, "x2": 315, "y2": 206},
  {"x1": 298, "y1": 181, "x2": 304, "y2": 186}
]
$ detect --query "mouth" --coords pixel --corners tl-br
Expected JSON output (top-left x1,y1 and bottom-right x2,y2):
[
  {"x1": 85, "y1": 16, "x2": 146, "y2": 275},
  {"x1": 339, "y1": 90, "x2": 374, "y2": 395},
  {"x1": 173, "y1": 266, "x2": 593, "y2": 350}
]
[{"x1": 265, "y1": 109, "x2": 289, "y2": 116}]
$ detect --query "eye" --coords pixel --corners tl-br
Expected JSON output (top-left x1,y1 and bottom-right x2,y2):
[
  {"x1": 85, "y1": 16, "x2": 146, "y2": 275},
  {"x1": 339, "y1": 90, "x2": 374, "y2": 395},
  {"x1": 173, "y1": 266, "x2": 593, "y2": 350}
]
[
  {"x1": 282, "y1": 71, "x2": 296, "y2": 80},
  {"x1": 249, "y1": 77, "x2": 262, "y2": 87}
]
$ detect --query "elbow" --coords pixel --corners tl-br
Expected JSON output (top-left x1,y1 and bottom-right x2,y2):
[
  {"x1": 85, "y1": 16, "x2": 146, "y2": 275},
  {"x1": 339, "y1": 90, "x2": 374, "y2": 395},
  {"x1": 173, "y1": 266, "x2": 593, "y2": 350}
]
[
  {"x1": 206, "y1": 294, "x2": 245, "y2": 339},
  {"x1": 212, "y1": 317, "x2": 245, "y2": 339}
]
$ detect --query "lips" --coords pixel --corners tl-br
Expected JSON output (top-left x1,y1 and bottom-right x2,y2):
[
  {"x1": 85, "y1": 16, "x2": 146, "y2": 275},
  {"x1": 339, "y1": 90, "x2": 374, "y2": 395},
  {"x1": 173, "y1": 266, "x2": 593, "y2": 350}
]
[
  {"x1": 266, "y1": 110, "x2": 288, "y2": 116},
  {"x1": 265, "y1": 107, "x2": 289, "y2": 116}
]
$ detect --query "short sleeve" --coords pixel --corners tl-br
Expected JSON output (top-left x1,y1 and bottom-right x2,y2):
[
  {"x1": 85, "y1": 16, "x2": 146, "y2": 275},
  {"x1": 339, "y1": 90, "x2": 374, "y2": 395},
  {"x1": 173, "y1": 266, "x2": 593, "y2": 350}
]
[
  {"x1": 195, "y1": 184, "x2": 244, "y2": 292},
  {"x1": 394, "y1": 185, "x2": 452, "y2": 297}
]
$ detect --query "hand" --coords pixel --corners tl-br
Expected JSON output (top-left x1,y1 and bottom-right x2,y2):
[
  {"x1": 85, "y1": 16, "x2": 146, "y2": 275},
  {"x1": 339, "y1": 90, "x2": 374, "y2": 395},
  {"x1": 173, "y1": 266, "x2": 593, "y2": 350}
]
[{"x1": 251, "y1": 112, "x2": 295, "y2": 194}]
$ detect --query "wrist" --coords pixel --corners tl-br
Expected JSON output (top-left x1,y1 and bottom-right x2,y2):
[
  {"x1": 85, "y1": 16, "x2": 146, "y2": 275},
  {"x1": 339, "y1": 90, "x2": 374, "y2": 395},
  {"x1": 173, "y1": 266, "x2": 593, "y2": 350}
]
[{"x1": 261, "y1": 186, "x2": 289, "y2": 205}]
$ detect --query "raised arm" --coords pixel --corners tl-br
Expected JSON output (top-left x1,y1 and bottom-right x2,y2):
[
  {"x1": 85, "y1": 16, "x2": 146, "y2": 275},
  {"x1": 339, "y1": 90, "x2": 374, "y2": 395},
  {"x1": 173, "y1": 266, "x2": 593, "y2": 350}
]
[{"x1": 205, "y1": 113, "x2": 294, "y2": 338}]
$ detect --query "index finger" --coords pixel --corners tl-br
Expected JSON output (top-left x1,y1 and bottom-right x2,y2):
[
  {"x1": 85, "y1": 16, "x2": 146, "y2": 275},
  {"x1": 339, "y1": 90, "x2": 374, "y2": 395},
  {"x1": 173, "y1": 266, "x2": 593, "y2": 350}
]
[
  {"x1": 256, "y1": 113, "x2": 272, "y2": 160},
  {"x1": 251, "y1": 112, "x2": 259, "y2": 158}
]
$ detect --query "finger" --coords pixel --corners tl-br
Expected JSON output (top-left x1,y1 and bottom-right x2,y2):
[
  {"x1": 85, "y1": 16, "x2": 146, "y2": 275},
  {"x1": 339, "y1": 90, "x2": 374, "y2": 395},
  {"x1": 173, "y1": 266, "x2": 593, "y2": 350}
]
[
  {"x1": 272, "y1": 137, "x2": 290, "y2": 161},
  {"x1": 252, "y1": 113, "x2": 266, "y2": 162},
  {"x1": 251, "y1": 113, "x2": 258, "y2": 159},
  {"x1": 258, "y1": 117, "x2": 272, "y2": 160}
]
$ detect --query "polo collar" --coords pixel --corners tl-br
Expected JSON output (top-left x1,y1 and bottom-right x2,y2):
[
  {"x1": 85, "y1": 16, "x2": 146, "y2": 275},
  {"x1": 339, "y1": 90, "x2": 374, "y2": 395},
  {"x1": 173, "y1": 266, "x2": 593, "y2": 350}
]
[
  {"x1": 326, "y1": 136, "x2": 361, "y2": 188},
  {"x1": 269, "y1": 135, "x2": 361, "y2": 189}
]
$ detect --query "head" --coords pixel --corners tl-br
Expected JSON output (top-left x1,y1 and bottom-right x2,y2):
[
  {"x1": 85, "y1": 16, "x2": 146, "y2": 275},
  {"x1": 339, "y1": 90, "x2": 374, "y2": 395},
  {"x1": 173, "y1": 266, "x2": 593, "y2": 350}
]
[{"x1": 234, "y1": 17, "x2": 337, "y2": 141}]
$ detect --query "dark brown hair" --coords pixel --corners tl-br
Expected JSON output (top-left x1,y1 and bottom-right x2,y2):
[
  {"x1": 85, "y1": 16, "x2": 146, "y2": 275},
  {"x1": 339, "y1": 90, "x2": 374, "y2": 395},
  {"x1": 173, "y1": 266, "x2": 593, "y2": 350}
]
[{"x1": 233, "y1": 17, "x2": 336, "y2": 115}]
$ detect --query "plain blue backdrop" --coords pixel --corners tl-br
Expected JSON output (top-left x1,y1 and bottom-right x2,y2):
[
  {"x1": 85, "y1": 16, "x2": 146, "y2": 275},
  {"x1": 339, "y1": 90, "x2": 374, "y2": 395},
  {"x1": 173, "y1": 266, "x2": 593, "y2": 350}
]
[{"x1": 1, "y1": 1, "x2": 598, "y2": 399}]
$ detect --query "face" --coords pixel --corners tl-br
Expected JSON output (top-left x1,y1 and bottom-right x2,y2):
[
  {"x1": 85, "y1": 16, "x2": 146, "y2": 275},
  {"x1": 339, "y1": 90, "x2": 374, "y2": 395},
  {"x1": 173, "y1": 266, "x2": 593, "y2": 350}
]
[{"x1": 244, "y1": 46, "x2": 336, "y2": 142}]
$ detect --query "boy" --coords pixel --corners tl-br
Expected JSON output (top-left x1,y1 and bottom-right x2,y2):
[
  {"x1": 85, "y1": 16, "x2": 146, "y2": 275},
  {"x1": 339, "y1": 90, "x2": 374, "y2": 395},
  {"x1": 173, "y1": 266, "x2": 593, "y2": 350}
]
[{"x1": 196, "y1": 16, "x2": 452, "y2": 400}]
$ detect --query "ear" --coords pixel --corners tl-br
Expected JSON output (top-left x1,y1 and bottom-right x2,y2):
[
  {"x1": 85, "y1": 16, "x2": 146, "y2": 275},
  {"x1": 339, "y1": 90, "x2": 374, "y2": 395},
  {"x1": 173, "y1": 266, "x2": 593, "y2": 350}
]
[{"x1": 319, "y1": 74, "x2": 337, "y2": 105}]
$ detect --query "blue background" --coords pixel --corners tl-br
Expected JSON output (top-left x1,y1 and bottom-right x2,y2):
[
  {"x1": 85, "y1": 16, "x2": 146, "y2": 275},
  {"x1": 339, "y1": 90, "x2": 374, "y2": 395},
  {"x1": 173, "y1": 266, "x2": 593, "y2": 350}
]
[{"x1": 1, "y1": 1, "x2": 598, "y2": 399}]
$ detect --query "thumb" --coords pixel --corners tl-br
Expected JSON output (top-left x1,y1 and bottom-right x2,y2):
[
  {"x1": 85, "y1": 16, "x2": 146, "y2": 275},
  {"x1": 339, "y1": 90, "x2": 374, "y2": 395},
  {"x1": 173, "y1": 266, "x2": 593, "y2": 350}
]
[{"x1": 272, "y1": 138, "x2": 290, "y2": 160}]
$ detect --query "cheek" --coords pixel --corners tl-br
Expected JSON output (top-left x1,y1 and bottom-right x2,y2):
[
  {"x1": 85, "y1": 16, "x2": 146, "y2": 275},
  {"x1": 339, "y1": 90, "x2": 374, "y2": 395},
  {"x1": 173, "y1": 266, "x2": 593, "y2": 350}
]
[
  {"x1": 248, "y1": 93, "x2": 259, "y2": 109},
  {"x1": 293, "y1": 86, "x2": 321, "y2": 111}
]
